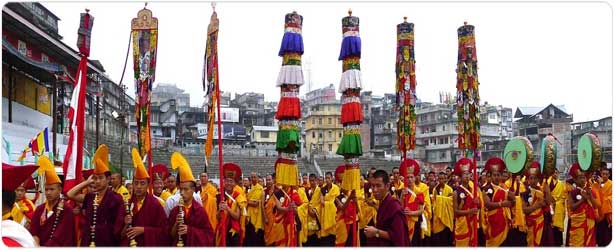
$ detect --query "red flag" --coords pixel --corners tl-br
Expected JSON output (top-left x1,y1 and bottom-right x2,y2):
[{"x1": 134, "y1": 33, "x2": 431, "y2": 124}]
[{"x1": 62, "y1": 10, "x2": 93, "y2": 192}]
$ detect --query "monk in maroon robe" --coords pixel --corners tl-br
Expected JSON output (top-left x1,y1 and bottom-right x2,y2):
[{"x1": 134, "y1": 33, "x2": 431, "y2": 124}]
[
  {"x1": 30, "y1": 157, "x2": 75, "y2": 246},
  {"x1": 67, "y1": 147, "x2": 126, "y2": 247},
  {"x1": 168, "y1": 152, "x2": 215, "y2": 246},
  {"x1": 169, "y1": 182, "x2": 215, "y2": 246},
  {"x1": 364, "y1": 170, "x2": 410, "y2": 246},
  {"x1": 121, "y1": 162, "x2": 170, "y2": 247}
]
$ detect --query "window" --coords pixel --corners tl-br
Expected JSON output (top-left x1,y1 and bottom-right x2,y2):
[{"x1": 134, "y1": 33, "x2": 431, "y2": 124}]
[
  {"x1": 339, "y1": 132, "x2": 342, "y2": 138},
  {"x1": 328, "y1": 144, "x2": 333, "y2": 152},
  {"x1": 319, "y1": 118, "x2": 322, "y2": 125},
  {"x1": 319, "y1": 132, "x2": 323, "y2": 138},
  {"x1": 41, "y1": 53, "x2": 49, "y2": 63},
  {"x1": 261, "y1": 131, "x2": 270, "y2": 138},
  {"x1": 328, "y1": 118, "x2": 332, "y2": 124},
  {"x1": 442, "y1": 125, "x2": 446, "y2": 131},
  {"x1": 18, "y1": 40, "x2": 27, "y2": 56},
  {"x1": 489, "y1": 114, "x2": 496, "y2": 119},
  {"x1": 312, "y1": 131, "x2": 315, "y2": 138},
  {"x1": 328, "y1": 130, "x2": 333, "y2": 139}
]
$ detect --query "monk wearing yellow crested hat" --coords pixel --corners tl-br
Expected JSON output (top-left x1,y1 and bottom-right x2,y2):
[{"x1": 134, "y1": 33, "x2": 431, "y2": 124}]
[
  {"x1": 29, "y1": 156, "x2": 75, "y2": 246},
  {"x1": 119, "y1": 148, "x2": 169, "y2": 246},
  {"x1": 67, "y1": 144, "x2": 126, "y2": 246},
  {"x1": 168, "y1": 152, "x2": 215, "y2": 246}
]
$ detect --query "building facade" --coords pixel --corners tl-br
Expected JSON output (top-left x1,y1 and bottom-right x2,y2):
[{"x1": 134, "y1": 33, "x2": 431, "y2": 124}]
[
  {"x1": 151, "y1": 83, "x2": 190, "y2": 113},
  {"x1": 514, "y1": 104, "x2": 573, "y2": 171},
  {"x1": 232, "y1": 92, "x2": 265, "y2": 127},
  {"x1": 250, "y1": 126, "x2": 278, "y2": 150},
  {"x1": 304, "y1": 102, "x2": 343, "y2": 158}
]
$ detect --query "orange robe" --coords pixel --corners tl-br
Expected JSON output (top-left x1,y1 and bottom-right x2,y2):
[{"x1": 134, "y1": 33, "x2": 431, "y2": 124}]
[{"x1": 404, "y1": 188, "x2": 424, "y2": 245}]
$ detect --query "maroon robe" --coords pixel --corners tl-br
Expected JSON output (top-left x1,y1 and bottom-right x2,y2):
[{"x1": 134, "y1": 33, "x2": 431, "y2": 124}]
[
  {"x1": 29, "y1": 201, "x2": 75, "y2": 246},
  {"x1": 168, "y1": 199, "x2": 215, "y2": 246},
  {"x1": 80, "y1": 188, "x2": 126, "y2": 246},
  {"x1": 121, "y1": 194, "x2": 170, "y2": 246},
  {"x1": 366, "y1": 193, "x2": 410, "y2": 246}
]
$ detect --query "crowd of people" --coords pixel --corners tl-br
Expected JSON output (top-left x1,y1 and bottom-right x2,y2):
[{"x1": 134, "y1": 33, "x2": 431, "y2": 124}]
[{"x1": 1, "y1": 145, "x2": 612, "y2": 247}]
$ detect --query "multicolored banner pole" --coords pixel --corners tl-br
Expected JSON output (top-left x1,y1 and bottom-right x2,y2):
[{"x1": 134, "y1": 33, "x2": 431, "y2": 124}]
[
  {"x1": 131, "y1": 4, "x2": 158, "y2": 186},
  {"x1": 337, "y1": 9, "x2": 363, "y2": 247},
  {"x1": 396, "y1": 17, "x2": 417, "y2": 162},
  {"x1": 456, "y1": 21, "x2": 480, "y2": 247}
]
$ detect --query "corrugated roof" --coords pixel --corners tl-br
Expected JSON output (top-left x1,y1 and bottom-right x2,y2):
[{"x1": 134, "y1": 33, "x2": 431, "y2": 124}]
[{"x1": 517, "y1": 107, "x2": 542, "y2": 116}]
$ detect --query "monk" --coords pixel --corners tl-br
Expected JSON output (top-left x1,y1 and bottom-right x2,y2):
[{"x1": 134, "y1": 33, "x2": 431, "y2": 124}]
[
  {"x1": 161, "y1": 175, "x2": 178, "y2": 201},
  {"x1": 29, "y1": 156, "x2": 75, "y2": 246},
  {"x1": 521, "y1": 162, "x2": 555, "y2": 246},
  {"x1": 273, "y1": 181, "x2": 303, "y2": 246},
  {"x1": 363, "y1": 169, "x2": 410, "y2": 246},
  {"x1": 2, "y1": 163, "x2": 39, "y2": 247},
  {"x1": 452, "y1": 158, "x2": 479, "y2": 247},
  {"x1": 264, "y1": 174, "x2": 284, "y2": 246},
  {"x1": 244, "y1": 172, "x2": 265, "y2": 246},
  {"x1": 299, "y1": 173, "x2": 322, "y2": 246},
  {"x1": 595, "y1": 165, "x2": 612, "y2": 246},
  {"x1": 111, "y1": 172, "x2": 130, "y2": 201},
  {"x1": 413, "y1": 165, "x2": 432, "y2": 245},
  {"x1": 318, "y1": 171, "x2": 340, "y2": 246},
  {"x1": 358, "y1": 174, "x2": 378, "y2": 246},
  {"x1": 480, "y1": 157, "x2": 512, "y2": 247},
  {"x1": 120, "y1": 149, "x2": 169, "y2": 246},
  {"x1": 199, "y1": 172, "x2": 218, "y2": 230},
  {"x1": 390, "y1": 167, "x2": 404, "y2": 199},
  {"x1": 399, "y1": 159, "x2": 425, "y2": 246},
  {"x1": 430, "y1": 172, "x2": 454, "y2": 246},
  {"x1": 216, "y1": 163, "x2": 248, "y2": 246},
  {"x1": 567, "y1": 163, "x2": 598, "y2": 246},
  {"x1": 548, "y1": 169, "x2": 566, "y2": 246},
  {"x1": 67, "y1": 145, "x2": 125, "y2": 246},
  {"x1": 12, "y1": 178, "x2": 36, "y2": 228}
]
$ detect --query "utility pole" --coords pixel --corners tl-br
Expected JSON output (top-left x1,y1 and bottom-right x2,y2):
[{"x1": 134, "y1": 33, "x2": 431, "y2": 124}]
[
  {"x1": 52, "y1": 76, "x2": 57, "y2": 160},
  {"x1": 96, "y1": 95, "x2": 100, "y2": 147}
]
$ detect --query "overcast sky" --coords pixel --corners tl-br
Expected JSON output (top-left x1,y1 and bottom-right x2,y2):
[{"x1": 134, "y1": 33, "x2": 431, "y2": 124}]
[{"x1": 42, "y1": 1, "x2": 612, "y2": 122}]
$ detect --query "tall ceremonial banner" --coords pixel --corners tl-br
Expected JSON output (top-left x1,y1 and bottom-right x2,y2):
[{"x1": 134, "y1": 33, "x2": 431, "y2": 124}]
[
  {"x1": 203, "y1": 4, "x2": 226, "y2": 246},
  {"x1": 131, "y1": 6, "x2": 158, "y2": 174},
  {"x1": 203, "y1": 6, "x2": 219, "y2": 163},
  {"x1": 62, "y1": 10, "x2": 93, "y2": 192},
  {"x1": 336, "y1": 9, "x2": 363, "y2": 247},
  {"x1": 456, "y1": 22, "x2": 480, "y2": 246},
  {"x1": 456, "y1": 22, "x2": 480, "y2": 152},
  {"x1": 396, "y1": 17, "x2": 417, "y2": 159},
  {"x1": 274, "y1": 11, "x2": 304, "y2": 188}
]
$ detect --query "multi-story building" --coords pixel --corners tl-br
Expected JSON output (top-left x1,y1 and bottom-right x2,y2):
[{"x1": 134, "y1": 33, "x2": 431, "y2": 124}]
[
  {"x1": 151, "y1": 83, "x2": 190, "y2": 113},
  {"x1": 360, "y1": 91, "x2": 372, "y2": 155},
  {"x1": 129, "y1": 99, "x2": 178, "y2": 148},
  {"x1": 571, "y1": 116, "x2": 612, "y2": 164},
  {"x1": 2, "y1": 3, "x2": 129, "y2": 165},
  {"x1": 415, "y1": 102, "x2": 459, "y2": 172},
  {"x1": 232, "y1": 92, "x2": 265, "y2": 127},
  {"x1": 514, "y1": 104, "x2": 573, "y2": 171},
  {"x1": 480, "y1": 103, "x2": 514, "y2": 141},
  {"x1": 371, "y1": 93, "x2": 397, "y2": 158},
  {"x1": 304, "y1": 102, "x2": 343, "y2": 158},
  {"x1": 304, "y1": 84, "x2": 336, "y2": 108}
]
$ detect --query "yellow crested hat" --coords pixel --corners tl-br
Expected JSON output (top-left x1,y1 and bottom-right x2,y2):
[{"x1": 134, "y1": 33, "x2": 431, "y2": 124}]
[
  {"x1": 38, "y1": 155, "x2": 61, "y2": 185},
  {"x1": 131, "y1": 148, "x2": 149, "y2": 180},
  {"x1": 93, "y1": 144, "x2": 109, "y2": 174},
  {"x1": 171, "y1": 152, "x2": 194, "y2": 183}
]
